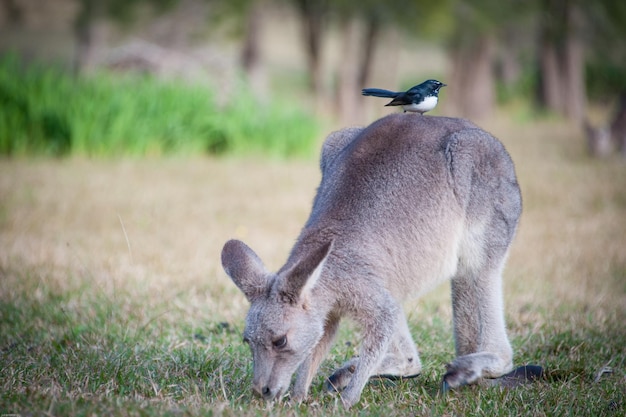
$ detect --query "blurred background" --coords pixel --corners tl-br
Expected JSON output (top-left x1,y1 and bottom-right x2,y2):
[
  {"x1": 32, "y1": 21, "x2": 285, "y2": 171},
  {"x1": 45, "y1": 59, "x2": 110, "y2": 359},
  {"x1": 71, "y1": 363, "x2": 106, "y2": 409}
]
[{"x1": 0, "y1": 0, "x2": 625, "y2": 157}]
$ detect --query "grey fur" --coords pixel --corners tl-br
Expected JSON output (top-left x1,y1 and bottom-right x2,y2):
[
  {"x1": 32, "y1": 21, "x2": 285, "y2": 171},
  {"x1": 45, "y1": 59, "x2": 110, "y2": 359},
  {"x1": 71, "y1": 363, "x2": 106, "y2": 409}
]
[{"x1": 221, "y1": 114, "x2": 522, "y2": 408}]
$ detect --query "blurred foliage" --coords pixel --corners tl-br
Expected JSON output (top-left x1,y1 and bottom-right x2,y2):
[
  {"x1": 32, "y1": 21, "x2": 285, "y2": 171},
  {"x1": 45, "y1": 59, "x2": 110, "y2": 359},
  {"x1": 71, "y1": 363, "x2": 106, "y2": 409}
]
[
  {"x1": 496, "y1": 67, "x2": 540, "y2": 105},
  {"x1": 586, "y1": 63, "x2": 626, "y2": 101},
  {"x1": 76, "y1": 0, "x2": 177, "y2": 28},
  {"x1": 0, "y1": 55, "x2": 319, "y2": 158}
]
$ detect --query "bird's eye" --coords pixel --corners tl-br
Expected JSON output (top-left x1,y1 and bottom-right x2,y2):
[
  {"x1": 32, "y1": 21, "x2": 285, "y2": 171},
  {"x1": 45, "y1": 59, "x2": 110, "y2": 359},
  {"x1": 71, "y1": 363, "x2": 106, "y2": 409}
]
[{"x1": 272, "y1": 335, "x2": 287, "y2": 349}]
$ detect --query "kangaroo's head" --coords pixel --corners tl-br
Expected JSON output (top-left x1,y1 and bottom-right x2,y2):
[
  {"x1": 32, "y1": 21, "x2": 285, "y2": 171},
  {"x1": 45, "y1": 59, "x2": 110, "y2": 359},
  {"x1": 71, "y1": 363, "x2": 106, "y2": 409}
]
[{"x1": 221, "y1": 239, "x2": 332, "y2": 402}]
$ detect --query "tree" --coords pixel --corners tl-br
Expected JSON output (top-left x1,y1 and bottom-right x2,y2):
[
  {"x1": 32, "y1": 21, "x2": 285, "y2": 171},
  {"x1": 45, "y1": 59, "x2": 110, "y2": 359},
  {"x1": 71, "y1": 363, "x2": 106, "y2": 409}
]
[
  {"x1": 0, "y1": 0, "x2": 22, "y2": 29},
  {"x1": 333, "y1": 0, "x2": 387, "y2": 123},
  {"x1": 290, "y1": 0, "x2": 449, "y2": 122},
  {"x1": 538, "y1": 0, "x2": 586, "y2": 122},
  {"x1": 293, "y1": 0, "x2": 328, "y2": 96},
  {"x1": 73, "y1": 0, "x2": 175, "y2": 75},
  {"x1": 209, "y1": 0, "x2": 268, "y2": 99},
  {"x1": 239, "y1": 0, "x2": 267, "y2": 99},
  {"x1": 448, "y1": 34, "x2": 496, "y2": 120},
  {"x1": 445, "y1": 0, "x2": 502, "y2": 120}
]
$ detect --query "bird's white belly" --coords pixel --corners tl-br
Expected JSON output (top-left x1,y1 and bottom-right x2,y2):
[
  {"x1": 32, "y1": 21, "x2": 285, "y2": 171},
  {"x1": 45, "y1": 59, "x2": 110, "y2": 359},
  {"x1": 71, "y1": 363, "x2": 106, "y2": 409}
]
[{"x1": 403, "y1": 96, "x2": 438, "y2": 113}]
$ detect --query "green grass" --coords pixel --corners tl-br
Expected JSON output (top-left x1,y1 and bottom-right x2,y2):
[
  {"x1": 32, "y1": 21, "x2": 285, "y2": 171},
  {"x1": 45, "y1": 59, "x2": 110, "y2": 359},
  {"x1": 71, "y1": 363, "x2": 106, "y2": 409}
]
[
  {"x1": 1, "y1": 116, "x2": 625, "y2": 416},
  {"x1": 0, "y1": 55, "x2": 319, "y2": 158},
  {"x1": 1, "y1": 267, "x2": 624, "y2": 416}
]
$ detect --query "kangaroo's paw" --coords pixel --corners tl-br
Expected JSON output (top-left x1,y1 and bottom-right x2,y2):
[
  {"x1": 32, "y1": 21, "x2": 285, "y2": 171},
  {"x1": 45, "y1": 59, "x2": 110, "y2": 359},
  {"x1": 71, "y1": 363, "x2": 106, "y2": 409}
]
[
  {"x1": 442, "y1": 353, "x2": 521, "y2": 392},
  {"x1": 325, "y1": 358, "x2": 358, "y2": 393},
  {"x1": 442, "y1": 360, "x2": 481, "y2": 392}
]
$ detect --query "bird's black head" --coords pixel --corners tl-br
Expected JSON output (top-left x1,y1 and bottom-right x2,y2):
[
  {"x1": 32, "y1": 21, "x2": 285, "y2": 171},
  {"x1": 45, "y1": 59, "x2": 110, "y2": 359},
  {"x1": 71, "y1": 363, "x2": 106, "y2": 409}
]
[{"x1": 424, "y1": 79, "x2": 446, "y2": 93}]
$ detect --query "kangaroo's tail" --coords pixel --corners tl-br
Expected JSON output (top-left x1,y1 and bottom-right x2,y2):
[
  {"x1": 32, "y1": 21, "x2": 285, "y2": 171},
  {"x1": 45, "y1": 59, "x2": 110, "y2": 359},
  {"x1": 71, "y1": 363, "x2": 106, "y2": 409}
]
[{"x1": 361, "y1": 88, "x2": 398, "y2": 98}]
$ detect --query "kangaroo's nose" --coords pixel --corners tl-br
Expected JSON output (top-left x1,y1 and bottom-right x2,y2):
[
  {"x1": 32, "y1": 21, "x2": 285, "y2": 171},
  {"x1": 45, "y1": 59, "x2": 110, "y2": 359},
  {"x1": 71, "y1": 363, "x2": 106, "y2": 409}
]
[{"x1": 253, "y1": 384, "x2": 274, "y2": 400}]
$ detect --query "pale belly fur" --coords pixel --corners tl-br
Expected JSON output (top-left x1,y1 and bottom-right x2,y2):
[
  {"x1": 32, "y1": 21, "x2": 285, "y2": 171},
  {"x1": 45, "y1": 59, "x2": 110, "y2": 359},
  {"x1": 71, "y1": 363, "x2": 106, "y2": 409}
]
[{"x1": 402, "y1": 96, "x2": 438, "y2": 113}]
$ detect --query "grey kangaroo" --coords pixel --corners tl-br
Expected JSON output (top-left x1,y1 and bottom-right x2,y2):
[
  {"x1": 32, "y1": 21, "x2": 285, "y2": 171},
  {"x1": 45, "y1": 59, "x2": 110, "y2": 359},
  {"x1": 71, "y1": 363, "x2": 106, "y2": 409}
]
[{"x1": 221, "y1": 114, "x2": 522, "y2": 408}]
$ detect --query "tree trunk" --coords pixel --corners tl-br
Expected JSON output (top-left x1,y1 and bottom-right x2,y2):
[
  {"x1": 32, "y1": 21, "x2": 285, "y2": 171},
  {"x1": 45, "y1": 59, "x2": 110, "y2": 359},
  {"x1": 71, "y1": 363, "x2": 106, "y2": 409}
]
[
  {"x1": 358, "y1": 16, "x2": 379, "y2": 88},
  {"x1": 336, "y1": 16, "x2": 361, "y2": 125},
  {"x1": 240, "y1": 0, "x2": 267, "y2": 100},
  {"x1": 447, "y1": 34, "x2": 496, "y2": 120},
  {"x1": 472, "y1": 36, "x2": 496, "y2": 120},
  {"x1": 611, "y1": 92, "x2": 626, "y2": 157},
  {"x1": 0, "y1": 0, "x2": 22, "y2": 29},
  {"x1": 295, "y1": 0, "x2": 326, "y2": 95},
  {"x1": 538, "y1": 0, "x2": 586, "y2": 122},
  {"x1": 497, "y1": 28, "x2": 522, "y2": 89},
  {"x1": 539, "y1": 39, "x2": 564, "y2": 113},
  {"x1": 562, "y1": 3, "x2": 586, "y2": 123},
  {"x1": 73, "y1": 0, "x2": 97, "y2": 76}
]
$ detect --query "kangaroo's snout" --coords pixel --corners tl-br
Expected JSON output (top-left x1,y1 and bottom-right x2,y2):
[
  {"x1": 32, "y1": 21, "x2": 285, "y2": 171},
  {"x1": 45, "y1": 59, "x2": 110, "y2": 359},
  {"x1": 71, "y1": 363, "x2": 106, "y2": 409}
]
[
  {"x1": 253, "y1": 382, "x2": 281, "y2": 401},
  {"x1": 252, "y1": 383, "x2": 264, "y2": 398}
]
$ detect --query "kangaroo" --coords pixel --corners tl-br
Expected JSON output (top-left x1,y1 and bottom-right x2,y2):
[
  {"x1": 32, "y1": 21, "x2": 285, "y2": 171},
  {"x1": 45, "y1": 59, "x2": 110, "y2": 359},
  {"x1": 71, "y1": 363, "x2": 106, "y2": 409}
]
[{"x1": 221, "y1": 114, "x2": 522, "y2": 408}]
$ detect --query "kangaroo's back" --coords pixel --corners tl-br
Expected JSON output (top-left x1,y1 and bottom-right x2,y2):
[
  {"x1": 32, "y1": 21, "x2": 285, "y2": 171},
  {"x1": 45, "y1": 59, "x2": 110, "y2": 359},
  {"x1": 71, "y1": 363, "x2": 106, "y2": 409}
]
[
  {"x1": 316, "y1": 114, "x2": 517, "y2": 224},
  {"x1": 295, "y1": 114, "x2": 521, "y2": 299}
]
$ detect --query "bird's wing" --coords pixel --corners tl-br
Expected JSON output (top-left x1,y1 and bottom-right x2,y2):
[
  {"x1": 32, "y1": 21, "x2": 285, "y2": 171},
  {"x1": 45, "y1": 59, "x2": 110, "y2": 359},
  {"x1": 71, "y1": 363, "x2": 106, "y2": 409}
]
[
  {"x1": 384, "y1": 91, "x2": 418, "y2": 106},
  {"x1": 405, "y1": 88, "x2": 425, "y2": 103},
  {"x1": 362, "y1": 88, "x2": 399, "y2": 98}
]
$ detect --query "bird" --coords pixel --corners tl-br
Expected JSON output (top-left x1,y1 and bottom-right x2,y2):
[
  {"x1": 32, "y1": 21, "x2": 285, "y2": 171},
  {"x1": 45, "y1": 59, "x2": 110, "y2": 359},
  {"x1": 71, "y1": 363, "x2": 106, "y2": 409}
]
[{"x1": 362, "y1": 79, "x2": 446, "y2": 114}]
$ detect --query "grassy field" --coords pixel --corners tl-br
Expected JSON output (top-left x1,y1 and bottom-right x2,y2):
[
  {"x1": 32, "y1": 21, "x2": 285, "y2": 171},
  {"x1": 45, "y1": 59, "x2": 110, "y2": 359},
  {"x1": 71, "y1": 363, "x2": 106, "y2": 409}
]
[{"x1": 1, "y1": 115, "x2": 625, "y2": 416}]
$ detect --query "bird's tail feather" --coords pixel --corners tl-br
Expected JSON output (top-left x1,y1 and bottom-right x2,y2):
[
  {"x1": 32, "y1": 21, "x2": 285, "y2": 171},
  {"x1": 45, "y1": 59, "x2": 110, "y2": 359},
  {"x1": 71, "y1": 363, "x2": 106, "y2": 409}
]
[{"x1": 361, "y1": 88, "x2": 398, "y2": 98}]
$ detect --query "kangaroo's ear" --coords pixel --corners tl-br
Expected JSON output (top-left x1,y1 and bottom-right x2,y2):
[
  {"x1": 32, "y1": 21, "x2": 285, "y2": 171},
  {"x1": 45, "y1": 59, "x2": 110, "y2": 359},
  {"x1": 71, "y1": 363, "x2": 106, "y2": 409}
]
[
  {"x1": 221, "y1": 239, "x2": 269, "y2": 302},
  {"x1": 278, "y1": 240, "x2": 332, "y2": 305}
]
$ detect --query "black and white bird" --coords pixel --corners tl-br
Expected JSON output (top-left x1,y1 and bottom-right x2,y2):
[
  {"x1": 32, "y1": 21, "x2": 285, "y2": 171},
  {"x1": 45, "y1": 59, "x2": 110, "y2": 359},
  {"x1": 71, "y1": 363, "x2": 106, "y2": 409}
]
[{"x1": 362, "y1": 79, "x2": 446, "y2": 114}]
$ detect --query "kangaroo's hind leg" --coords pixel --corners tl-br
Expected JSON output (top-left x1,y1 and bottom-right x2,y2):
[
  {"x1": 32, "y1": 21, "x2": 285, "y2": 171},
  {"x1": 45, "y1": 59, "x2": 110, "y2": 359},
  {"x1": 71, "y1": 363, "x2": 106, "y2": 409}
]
[
  {"x1": 443, "y1": 251, "x2": 514, "y2": 389},
  {"x1": 442, "y1": 129, "x2": 521, "y2": 390}
]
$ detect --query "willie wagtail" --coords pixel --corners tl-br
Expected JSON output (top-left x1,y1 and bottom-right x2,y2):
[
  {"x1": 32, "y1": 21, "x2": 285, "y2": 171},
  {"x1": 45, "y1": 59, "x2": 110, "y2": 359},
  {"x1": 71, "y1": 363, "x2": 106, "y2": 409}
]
[{"x1": 362, "y1": 79, "x2": 446, "y2": 114}]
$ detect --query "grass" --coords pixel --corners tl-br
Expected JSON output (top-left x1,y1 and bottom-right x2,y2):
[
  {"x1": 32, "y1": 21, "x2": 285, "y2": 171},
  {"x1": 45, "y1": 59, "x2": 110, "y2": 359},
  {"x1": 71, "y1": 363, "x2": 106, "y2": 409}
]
[
  {"x1": 0, "y1": 55, "x2": 319, "y2": 158},
  {"x1": 1, "y1": 115, "x2": 625, "y2": 416}
]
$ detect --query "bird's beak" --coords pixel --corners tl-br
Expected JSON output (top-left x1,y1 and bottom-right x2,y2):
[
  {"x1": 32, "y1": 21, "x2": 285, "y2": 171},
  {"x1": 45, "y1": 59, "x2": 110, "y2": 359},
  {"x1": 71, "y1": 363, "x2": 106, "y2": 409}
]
[{"x1": 442, "y1": 83, "x2": 447, "y2": 87}]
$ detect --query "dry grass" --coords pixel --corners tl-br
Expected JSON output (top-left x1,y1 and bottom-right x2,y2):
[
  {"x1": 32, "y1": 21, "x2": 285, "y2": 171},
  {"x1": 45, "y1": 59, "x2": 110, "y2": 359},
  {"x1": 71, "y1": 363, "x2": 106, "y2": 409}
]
[
  {"x1": 0, "y1": 157, "x2": 319, "y2": 321},
  {"x1": 1, "y1": 115, "x2": 625, "y2": 416}
]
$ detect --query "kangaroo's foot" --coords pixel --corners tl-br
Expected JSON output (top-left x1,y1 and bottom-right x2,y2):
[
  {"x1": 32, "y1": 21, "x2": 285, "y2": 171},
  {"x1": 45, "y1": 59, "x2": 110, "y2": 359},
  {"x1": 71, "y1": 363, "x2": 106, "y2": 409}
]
[
  {"x1": 442, "y1": 352, "x2": 515, "y2": 391},
  {"x1": 442, "y1": 363, "x2": 543, "y2": 392},
  {"x1": 442, "y1": 361, "x2": 480, "y2": 391},
  {"x1": 325, "y1": 358, "x2": 358, "y2": 392},
  {"x1": 325, "y1": 354, "x2": 422, "y2": 392}
]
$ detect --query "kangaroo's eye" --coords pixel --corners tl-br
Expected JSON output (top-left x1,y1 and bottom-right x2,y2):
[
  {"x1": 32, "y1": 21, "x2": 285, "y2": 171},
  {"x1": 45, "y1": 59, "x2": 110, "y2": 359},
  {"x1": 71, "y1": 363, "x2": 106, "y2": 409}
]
[{"x1": 272, "y1": 335, "x2": 287, "y2": 349}]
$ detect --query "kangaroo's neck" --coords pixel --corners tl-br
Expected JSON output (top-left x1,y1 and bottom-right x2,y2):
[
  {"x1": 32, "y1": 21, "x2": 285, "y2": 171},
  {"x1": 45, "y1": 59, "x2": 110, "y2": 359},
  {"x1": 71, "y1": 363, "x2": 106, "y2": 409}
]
[{"x1": 280, "y1": 226, "x2": 337, "y2": 274}]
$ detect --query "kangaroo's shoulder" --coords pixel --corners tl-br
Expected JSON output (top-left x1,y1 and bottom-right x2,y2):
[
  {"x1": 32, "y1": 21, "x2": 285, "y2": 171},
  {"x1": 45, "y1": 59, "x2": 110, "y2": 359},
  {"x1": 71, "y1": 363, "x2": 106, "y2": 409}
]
[
  {"x1": 319, "y1": 115, "x2": 515, "y2": 188},
  {"x1": 360, "y1": 114, "x2": 513, "y2": 162},
  {"x1": 340, "y1": 116, "x2": 477, "y2": 170},
  {"x1": 351, "y1": 114, "x2": 480, "y2": 155},
  {"x1": 320, "y1": 115, "x2": 477, "y2": 169},
  {"x1": 372, "y1": 113, "x2": 478, "y2": 136}
]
